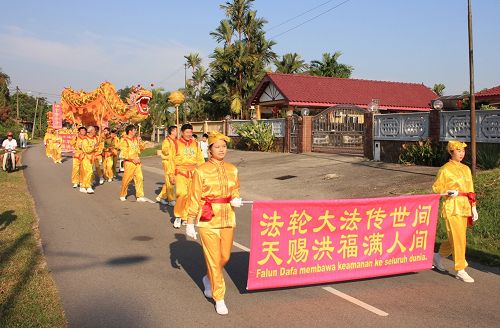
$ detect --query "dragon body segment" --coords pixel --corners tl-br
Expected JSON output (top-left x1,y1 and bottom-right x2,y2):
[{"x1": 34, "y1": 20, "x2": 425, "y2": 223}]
[{"x1": 61, "y1": 82, "x2": 151, "y2": 126}]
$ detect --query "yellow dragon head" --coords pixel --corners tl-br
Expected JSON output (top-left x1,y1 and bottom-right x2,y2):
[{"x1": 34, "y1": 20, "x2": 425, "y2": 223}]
[{"x1": 125, "y1": 85, "x2": 152, "y2": 123}]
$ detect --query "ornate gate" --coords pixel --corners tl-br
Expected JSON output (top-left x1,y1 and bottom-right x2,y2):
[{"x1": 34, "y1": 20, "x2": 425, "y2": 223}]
[
  {"x1": 289, "y1": 114, "x2": 299, "y2": 153},
  {"x1": 312, "y1": 105, "x2": 366, "y2": 154}
]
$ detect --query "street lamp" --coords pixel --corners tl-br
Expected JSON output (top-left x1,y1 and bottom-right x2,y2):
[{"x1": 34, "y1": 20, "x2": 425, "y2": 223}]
[
  {"x1": 168, "y1": 91, "x2": 185, "y2": 136},
  {"x1": 433, "y1": 99, "x2": 444, "y2": 110},
  {"x1": 367, "y1": 99, "x2": 379, "y2": 113}
]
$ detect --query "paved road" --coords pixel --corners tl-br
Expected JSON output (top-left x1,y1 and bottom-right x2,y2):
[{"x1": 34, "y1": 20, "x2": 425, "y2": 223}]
[{"x1": 24, "y1": 145, "x2": 500, "y2": 328}]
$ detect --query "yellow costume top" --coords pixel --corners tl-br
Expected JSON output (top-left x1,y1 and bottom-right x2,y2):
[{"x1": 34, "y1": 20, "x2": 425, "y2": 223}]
[
  {"x1": 103, "y1": 135, "x2": 119, "y2": 157},
  {"x1": 119, "y1": 136, "x2": 145, "y2": 161},
  {"x1": 81, "y1": 135, "x2": 98, "y2": 159},
  {"x1": 432, "y1": 160, "x2": 474, "y2": 217},
  {"x1": 186, "y1": 159, "x2": 240, "y2": 228},
  {"x1": 43, "y1": 132, "x2": 54, "y2": 146},
  {"x1": 169, "y1": 138, "x2": 205, "y2": 178},
  {"x1": 70, "y1": 135, "x2": 86, "y2": 159}
]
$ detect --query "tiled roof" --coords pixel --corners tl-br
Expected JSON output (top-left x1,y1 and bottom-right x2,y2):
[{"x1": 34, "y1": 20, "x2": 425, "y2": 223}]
[
  {"x1": 475, "y1": 85, "x2": 500, "y2": 98},
  {"x1": 250, "y1": 73, "x2": 437, "y2": 111}
]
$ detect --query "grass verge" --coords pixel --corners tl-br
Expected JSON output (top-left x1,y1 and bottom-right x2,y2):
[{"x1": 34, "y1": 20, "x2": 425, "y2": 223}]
[
  {"x1": 435, "y1": 168, "x2": 500, "y2": 267},
  {"x1": 140, "y1": 144, "x2": 161, "y2": 158},
  {"x1": 0, "y1": 168, "x2": 66, "y2": 327}
]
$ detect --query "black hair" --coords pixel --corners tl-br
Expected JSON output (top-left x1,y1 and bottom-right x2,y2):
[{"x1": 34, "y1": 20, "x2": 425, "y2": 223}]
[
  {"x1": 202, "y1": 133, "x2": 209, "y2": 138},
  {"x1": 94, "y1": 126, "x2": 100, "y2": 132},
  {"x1": 111, "y1": 129, "x2": 117, "y2": 133},
  {"x1": 181, "y1": 123, "x2": 193, "y2": 131},
  {"x1": 78, "y1": 126, "x2": 87, "y2": 132},
  {"x1": 125, "y1": 124, "x2": 136, "y2": 134},
  {"x1": 193, "y1": 134, "x2": 198, "y2": 139},
  {"x1": 167, "y1": 125, "x2": 177, "y2": 135},
  {"x1": 103, "y1": 127, "x2": 110, "y2": 132}
]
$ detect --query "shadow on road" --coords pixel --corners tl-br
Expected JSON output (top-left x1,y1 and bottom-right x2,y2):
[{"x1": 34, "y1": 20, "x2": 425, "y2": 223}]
[
  {"x1": 169, "y1": 233, "x2": 206, "y2": 294},
  {"x1": 225, "y1": 251, "x2": 250, "y2": 294},
  {"x1": 0, "y1": 210, "x2": 17, "y2": 231}
]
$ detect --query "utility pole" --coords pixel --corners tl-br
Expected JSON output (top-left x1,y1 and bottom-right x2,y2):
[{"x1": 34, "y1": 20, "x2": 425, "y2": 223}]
[
  {"x1": 468, "y1": 0, "x2": 476, "y2": 176},
  {"x1": 184, "y1": 63, "x2": 188, "y2": 124},
  {"x1": 31, "y1": 96, "x2": 39, "y2": 139},
  {"x1": 16, "y1": 86, "x2": 20, "y2": 119}
]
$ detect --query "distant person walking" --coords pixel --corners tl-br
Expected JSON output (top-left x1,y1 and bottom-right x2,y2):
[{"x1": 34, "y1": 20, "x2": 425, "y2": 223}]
[{"x1": 119, "y1": 124, "x2": 146, "y2": 202}]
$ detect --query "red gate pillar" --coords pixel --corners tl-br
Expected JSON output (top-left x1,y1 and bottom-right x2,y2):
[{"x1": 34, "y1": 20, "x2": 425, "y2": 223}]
[{"x1": 299, "y1": 116, "x2": 312, "y2": 153}]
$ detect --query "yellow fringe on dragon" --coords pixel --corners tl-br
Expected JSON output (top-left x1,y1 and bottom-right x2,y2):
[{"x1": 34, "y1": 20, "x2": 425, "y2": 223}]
[{"x1": 61, "y1": 82, "x2": 152, "y2": 126}]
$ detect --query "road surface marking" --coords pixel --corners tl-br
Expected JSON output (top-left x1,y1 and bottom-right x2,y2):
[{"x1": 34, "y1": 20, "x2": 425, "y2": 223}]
[
  {"x1": 231, "y1": 241, "x2": 389, "y2": 317},
  {"x1": 322, "y1": 287, "x2": 389, "y2": 317}
]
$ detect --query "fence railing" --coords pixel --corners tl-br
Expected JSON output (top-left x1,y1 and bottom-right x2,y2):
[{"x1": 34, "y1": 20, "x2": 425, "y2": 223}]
[
  {"x1": 374, "y1": 112, "x2": 429, "y2": 141},
  {"x1": 441, "y1": 110, "x2": 500, "y2": 142},
  {"x1": 227, "y1": 119, "x2": 286, "y2": 137},
  {"x1": 189, "y1": 121, "x2": 225, "y2": 135}
]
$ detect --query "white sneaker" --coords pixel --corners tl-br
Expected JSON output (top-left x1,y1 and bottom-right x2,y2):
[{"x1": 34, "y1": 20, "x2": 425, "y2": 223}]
[
  {"x1": 79, "y1": 187, "x2": 87, "y2": 193},
  {"x1": 215, "y1": 300, "x2": 228, "y2": 315},
  {"x1": 167, "y1": 200, "x2": 176, "y2": 207},
  {"x1": 136, "y1": 197, "x2": 147, "y2": 202},
  {"x1": 173, "y1": 217, "x2": 182, "y2": 229},
  {"x1": 86, "y1": 188, "x2": 94, "y2": 194},
  {"x1": 72, "y1": 183, "x2": 78, "y2": 188},
  {"x1": 433, "y1": 253, "x2": 446, "y2": 272},
  {"x1": 156, "y1": 196, "x2": 168, "y2": 205},
  {"x1": 456, "y1": 270, "x2": 474, "y2": 283},
  {"x1": 202, "y1": 275, "x2": 212, "y2": 298},
  {"x1": 120, "y1": 196, "x2": 126, "y2": 201},
  {"x1": 99, "y1": 178, "x2": 104, "y2": 185},
  {"x1": 107, "y1": 179, "x2": 113, "y2": 182}
]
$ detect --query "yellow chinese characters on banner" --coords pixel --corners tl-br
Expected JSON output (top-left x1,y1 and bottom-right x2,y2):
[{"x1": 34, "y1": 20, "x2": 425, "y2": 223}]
[{"x1": 247, "y1": 194, "x2": 440, "y2": 290}]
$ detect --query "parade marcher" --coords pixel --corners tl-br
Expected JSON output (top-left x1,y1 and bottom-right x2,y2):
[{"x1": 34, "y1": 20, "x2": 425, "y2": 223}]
[
  {"x1": 432, "y1": 140, "x2": 478, "y2": 283},
  {"x1": 185, "y1": 131, "x2": 243, "y2": 315},
  {"x1": 80, "y1": 126, "x2": 98, "y2": 194},
  {"x1": 70, "y1": 126, "x2": 87, "y2": 188},
  {"x1": 102, "y1": 127, "x2": 117, "y2": 182},
  {"x1": 169, "y1": 123, "x2": 205, "y2": 228},
  {"x1": 1, "y1": 132, "x2": 19, "y2": 171},
  {"x1": 111, "y1": 129, "x2": 120, "y2": 179},
  {"x1": 43, "y1": 128, "x2": 54, "y2": 158},
  {"x1": 51, "y1": 130, "x2": 63, "y2": 164},
  {"x1": 156, "y1": 125, "x2": 177, "y2": 206},
  {"x1": 200, "y1": 133, "x2": 209, "y2": 162},
  {"x1": 93, "y1": 126, "x2": 105, "y2": 185},
  {"x1": 119, "y1": 124, "x2": 146, "y2": 202}
]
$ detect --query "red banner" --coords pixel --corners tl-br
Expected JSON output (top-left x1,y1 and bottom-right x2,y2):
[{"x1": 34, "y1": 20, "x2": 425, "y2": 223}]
[
  {"x1": 59, "y1": 133, "x2": 75, "y2": 153},
  {"x1": 52, "y1": 103, "x2": 63, "y2": 129},
  {"x1": 247, "y1": 194, "x2": 440, "y2": 290}
]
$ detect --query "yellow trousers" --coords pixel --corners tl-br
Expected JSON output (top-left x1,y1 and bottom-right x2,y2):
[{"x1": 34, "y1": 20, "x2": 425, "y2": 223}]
[
  {"x1": 52, "y1": 148, "x2": 62, "y2": 163},
  {"x1": 103, "y1": 156, "x2": 114, "y2": 180},
  {"x1": 45, "y1": 145, "x2": 52, "y2": 158},
  {"x1": 439, "y1": 214, "x2": 468, "y2": 271},
  {"x1": 158, "y1": 161, "x2": 175, "y2": 201},
  {"x1": 112, "y1": 155, "x2": 119, "y2": 176},
  {"x1": 94, "y1": 156, "x2": 103, "y2": 179},
  {"x1": 119, "y1": 161, "x2": 144, "y2": 198},
  {"x1": 71, "y1": 157, "x2": 82, "y2": 184},
  {"x1": 173, "y1": 174, "x2": 192, "y2": 219},
  {"x1": 80, "y1": 157, "x2": 94, "y2": 188},
  {"x1": 199, "y1": 227, "x2": 234, "y2": 302}
]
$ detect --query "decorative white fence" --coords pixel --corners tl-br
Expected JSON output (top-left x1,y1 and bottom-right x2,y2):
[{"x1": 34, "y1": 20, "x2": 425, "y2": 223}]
[
  {"x1": 441, "y1": 110, "x2": 500, "y2": 142},
  {"x1": 374, "y1": 112, "x2": 429, "y2": 141},
  {"x1": 227, "y1": 118, "x2": 286, "y2": 137}
]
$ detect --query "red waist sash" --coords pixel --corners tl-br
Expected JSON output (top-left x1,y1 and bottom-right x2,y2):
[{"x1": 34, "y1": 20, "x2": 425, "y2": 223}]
[
  {"x1": 458, "y1": 192, "x2": 476, "y2": 226},
  {"x1": 200, "y1": 197, "x2": 232, "y2": 222}
]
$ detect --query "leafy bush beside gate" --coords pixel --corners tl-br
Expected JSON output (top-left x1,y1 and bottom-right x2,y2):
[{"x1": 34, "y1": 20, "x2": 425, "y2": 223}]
[{"x1": 234, "y1": 122, "x2": 275, "y2": 152}]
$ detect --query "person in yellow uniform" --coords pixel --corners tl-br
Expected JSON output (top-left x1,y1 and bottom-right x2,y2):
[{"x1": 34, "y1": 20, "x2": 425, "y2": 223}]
[
  {"x1": 169, "y1": 123, "x2": 205, "y2": 228},
  {"x1": 185, "y1": 131, "x2": 242, "y2": 315},
  {"x1": 80, "y1": 126, "x2": 98, "y2": 194},
  {"x1": 70, "y1": 126, "x2": 87, "y2": 188},
  {"x1": 110, "y1": 129, "x2": 120, "y2": 178},
  {"x1": 51, "y1": 130, "x2": 63, "y2": 164},
  {"x1": 102, "y1": 127, "x2": 117, "y2": 182},
  {"x1": 119, "y1": 124, "x2": 146, "y2": 202},
  {"x1": 93, "y1": 126, "x2": 105, "y2": 185},
  {"x1": 432, "y1": 140, "x2": 478, "y2": 283},
  {"x1": 43, "y1": 128, "x2": 54, "y2": 159},
  {"x1": 156, "y1": 125, "x2": 177, "y2": 206}
]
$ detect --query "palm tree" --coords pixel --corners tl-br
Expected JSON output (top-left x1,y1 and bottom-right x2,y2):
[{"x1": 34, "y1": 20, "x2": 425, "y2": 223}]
[
  {"x1": 220, "y1": 0, "x2": 253, "y2": 42},
  {"x1": 0, "y1": 69, "x2": 11, "y2": 108},
  {"x1": 433, "y1": 83, "x2": 446, "y2": 97},
  {"x1": 210, "y1": 20, "x2": 233, "y2": 47},
  {"x1": 309, "y1": 51, "x2": 353, "y2": 78},
  {"x1": 184, "y1": 53, "x2": 202, "y2": 75},
  {"x1": 274, "y1": 53, "x2": 307, "y2": 74}
]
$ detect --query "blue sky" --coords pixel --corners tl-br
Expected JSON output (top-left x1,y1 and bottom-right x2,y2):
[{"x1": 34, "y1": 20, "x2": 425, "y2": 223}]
[{"x1": 1, "y1": 0, "x2": 499, "y2": 103}]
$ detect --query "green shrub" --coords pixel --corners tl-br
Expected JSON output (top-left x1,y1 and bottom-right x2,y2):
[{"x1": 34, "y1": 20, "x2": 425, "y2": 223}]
[
  {"x1": 476, "y1": 144, "x2": 500, "y2": 169},
  {"x1": 399, "y1": 139, "x2": 439, "y2": 166},
  {"x1": 234, "y1": 122, "x2": 275, "y2": 152}
]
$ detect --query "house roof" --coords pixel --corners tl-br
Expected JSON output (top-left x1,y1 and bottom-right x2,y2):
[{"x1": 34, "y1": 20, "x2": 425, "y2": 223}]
[
  {"x1": 475, "y1": 85, "x2": 500, "y2": 98},
  {"x1": 249, "y1": 73, "x2": 438, "y2": 111}
]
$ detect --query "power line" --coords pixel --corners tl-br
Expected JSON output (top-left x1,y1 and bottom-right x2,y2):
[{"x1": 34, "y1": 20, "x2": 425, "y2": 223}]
[
  {"x1": 270, "y1": 0, "x2": 352, "y2": 40},
  {"x1": 266, "y1": 0, "x2": 337, "y2": 32}
]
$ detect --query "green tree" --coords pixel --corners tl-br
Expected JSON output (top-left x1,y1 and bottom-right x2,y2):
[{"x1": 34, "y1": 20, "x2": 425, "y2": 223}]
[
  {"x1": 309, "y1": 51, "x2": 353, "y2": 78},
  {"x1": 144, "y1": 88, "x2": 171, "y2": 141},
  {"x1": 208, "y1": 0, "x2": 276, "y2": 119},
  {"x1": 274, "y1": 53, "x2": 307, "y2": 74},
  {"x1": 0, "y1": 69, "x2": 11, "y2": 122},
  {"x1": 433, "y1": 83, "x2": 446, "y2": 97}
]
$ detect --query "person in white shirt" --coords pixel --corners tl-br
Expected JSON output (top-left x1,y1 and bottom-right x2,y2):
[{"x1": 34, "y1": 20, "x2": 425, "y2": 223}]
[
  {"x1": 1, "y1": 132, "x2": 19, "y2": 170},
  {"x1": 200, "y1": 133, "x2": 209, "y2": 162}
]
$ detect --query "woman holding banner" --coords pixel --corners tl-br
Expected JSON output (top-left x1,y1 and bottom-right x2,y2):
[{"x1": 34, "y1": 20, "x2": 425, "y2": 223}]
[
  {"x1": 432, "y1": 140, "x2": 478, "y2": 283},
  {"x1": 185, "y1": 131, "x2": 242, "y2": 315}
]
